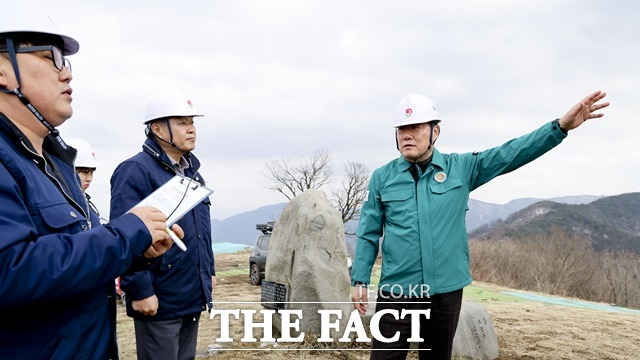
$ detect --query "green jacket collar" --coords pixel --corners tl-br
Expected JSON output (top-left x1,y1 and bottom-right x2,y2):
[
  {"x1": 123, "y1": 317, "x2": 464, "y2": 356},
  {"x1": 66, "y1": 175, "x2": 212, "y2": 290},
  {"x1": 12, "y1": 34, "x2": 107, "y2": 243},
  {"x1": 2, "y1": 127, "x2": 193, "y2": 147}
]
[{"x1": 396, "y1": 148, "x2": 445, "y2": 172}]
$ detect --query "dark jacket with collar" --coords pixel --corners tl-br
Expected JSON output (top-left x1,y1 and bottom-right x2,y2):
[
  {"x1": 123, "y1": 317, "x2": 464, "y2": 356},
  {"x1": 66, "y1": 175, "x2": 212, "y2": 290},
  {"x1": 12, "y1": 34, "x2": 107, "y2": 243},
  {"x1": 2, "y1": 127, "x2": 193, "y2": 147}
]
[
  {"x1": 0, "y1": 112, "x2": 153, "y2": 360},
  {"x1": 110, "y1": 137, "x2": 214, "y2": 320}
]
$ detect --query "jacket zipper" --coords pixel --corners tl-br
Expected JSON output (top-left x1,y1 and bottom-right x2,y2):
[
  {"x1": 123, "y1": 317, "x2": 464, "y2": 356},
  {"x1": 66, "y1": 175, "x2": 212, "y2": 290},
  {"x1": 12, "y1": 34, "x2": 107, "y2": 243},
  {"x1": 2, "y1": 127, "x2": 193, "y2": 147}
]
[{"x1": 21, "y1": 141, "x2": 90, "y2": 228}]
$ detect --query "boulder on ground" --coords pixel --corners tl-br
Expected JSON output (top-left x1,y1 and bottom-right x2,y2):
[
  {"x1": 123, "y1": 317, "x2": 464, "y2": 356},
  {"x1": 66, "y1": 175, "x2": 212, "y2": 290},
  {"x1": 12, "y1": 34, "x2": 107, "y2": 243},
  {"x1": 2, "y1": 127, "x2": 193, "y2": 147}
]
[
  {"x1": 265, "y1": 189, "x2": 352, "y2": 341},
  {"x1": 451, "y1": 299, "x2": 499, "y2": 360}
]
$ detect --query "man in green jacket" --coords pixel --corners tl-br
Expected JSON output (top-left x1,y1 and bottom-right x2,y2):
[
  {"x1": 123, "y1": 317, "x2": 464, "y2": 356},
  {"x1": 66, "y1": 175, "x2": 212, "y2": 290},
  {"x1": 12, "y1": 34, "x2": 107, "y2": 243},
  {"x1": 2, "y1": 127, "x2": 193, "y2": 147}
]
[{"x1": 351, "y1": 91, "x2": 609, "y2": 359}]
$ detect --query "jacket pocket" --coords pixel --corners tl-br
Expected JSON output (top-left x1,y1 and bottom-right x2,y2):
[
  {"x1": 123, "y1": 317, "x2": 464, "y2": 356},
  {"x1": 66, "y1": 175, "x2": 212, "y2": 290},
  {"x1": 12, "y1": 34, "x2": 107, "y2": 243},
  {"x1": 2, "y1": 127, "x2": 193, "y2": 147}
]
[
  {"x1": 381, "y1": 189, "x2": 413, "y2": 202},
  {"x1": 36, "y1": 318, "x2": 81, "y2": 360},
  {"x1": 160, "y1": 246, "x2": 182, "y2": 271},
  {"x1": 35, "y1": 203, "x2": 86, "y2": 234},
  {"x1": 429, "y1": 178, "x2": 462, "y2": 194},
  {"x1": 380, "y1": 189, "x2": 414, "y2": 223}
]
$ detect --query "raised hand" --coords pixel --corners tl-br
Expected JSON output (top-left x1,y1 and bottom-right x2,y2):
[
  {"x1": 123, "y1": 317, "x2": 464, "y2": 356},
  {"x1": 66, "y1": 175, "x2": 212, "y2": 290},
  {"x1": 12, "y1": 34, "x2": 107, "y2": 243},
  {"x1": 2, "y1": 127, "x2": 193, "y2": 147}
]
[{"x1": 559, "y1": 90, "x2": 610, "y2": 131}]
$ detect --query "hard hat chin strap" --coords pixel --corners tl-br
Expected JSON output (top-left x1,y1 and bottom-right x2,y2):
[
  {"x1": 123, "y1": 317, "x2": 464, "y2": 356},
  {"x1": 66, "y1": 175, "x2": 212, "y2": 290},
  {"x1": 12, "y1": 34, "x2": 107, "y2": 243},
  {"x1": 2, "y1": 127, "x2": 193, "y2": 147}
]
[
  {"x1": 165, "y1": 118, "x2": 189, "y2": 153},
  {"x1": 2, "y1": 38, "x2": 22, "y2": 87},
  {"x1": 427, "y1": 122, "x2": 436, "y2": 150},
  {"x1": 1, "y1": 37, "x2": 64, "y2": 142},
  {"x1": 151, "y1": 119, "x2": 189, "y2": 154},
  {"x1": 12, "y1": 88, "x2": 58, "y2": 135},
  {"x1": 414, "y1": 122, "x2": 436, "y2": 160},
  {"x1": 395, "y1": 122, "x2": 437, "y2": 154}
]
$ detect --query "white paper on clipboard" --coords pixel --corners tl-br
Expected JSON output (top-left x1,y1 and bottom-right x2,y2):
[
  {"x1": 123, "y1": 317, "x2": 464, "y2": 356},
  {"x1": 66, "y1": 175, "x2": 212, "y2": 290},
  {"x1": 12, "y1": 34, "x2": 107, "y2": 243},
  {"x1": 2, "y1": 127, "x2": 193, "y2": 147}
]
[{"x1": 129, "y1": 174, "x2": 213, "y2": 226}]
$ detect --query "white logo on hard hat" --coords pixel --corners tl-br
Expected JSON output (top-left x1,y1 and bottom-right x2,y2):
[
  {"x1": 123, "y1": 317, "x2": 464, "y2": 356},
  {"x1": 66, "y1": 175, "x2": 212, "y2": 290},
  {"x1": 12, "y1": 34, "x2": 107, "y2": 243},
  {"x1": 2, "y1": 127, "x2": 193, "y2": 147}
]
[{"x1": 405, "y1": 108, "x2": 412, "y2": 117}]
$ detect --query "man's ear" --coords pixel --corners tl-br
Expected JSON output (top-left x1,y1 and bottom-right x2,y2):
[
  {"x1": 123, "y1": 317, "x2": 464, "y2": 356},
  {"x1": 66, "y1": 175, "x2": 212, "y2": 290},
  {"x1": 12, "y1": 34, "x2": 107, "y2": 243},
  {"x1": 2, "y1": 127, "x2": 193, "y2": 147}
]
[
  {"x1": 151, "y1": 122, "x2": 163, "y2": 136},
  {"x1": 432, "y1": 123, "x2": 441, "y2": 141},
  {"x1": 0, "y1": 57, "x2": 12, "y2": 88}
]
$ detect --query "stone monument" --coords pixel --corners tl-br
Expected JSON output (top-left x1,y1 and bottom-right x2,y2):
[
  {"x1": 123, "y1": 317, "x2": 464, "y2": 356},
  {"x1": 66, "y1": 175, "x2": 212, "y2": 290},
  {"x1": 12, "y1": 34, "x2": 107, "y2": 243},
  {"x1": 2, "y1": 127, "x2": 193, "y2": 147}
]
[
  {"x1": 451, "y1": 299, "x2": 499, "y2": 359},
  {"x1": 265, "y1": 189, "x2": 352, "y2": 341}
]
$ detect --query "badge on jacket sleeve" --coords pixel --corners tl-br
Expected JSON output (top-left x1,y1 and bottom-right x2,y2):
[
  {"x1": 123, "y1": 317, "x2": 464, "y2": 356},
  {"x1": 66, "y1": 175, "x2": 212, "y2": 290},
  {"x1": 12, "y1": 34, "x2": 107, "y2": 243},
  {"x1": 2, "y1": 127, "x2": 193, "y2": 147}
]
[{"x1": 434, "y1": 172, "x2": 447, "y2": 183}]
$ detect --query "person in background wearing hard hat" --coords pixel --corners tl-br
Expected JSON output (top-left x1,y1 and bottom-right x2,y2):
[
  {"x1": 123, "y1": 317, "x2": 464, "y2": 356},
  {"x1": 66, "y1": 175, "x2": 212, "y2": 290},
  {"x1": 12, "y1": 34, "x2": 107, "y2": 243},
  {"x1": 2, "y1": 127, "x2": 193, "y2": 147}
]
[
  {"x1": 351, "y1": 91, "x2": 609, "y2": 359},
  {"x1": 67, "y1": 138, "x2": 105, "y2": 221},
  {"x1": 110, "y1": 88, "x2": 215, "y2": 360},
  {"x1": 0, "y1": 1, "x2": 179, "y2": 359}
]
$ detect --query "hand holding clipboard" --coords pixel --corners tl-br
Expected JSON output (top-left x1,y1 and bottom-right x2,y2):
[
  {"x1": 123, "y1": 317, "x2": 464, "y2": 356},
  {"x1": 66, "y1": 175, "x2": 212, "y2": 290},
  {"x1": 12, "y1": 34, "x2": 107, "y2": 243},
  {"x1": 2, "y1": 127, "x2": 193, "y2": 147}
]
[{"x1": 128, "y1": 175, "x2": 213, "y2": 251}]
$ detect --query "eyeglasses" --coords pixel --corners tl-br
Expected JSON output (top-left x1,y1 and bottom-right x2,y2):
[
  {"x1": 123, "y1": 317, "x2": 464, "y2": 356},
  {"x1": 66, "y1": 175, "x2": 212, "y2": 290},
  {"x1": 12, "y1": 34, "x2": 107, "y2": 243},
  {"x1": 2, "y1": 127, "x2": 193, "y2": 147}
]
[{"x1": 0, "y1": 45, "x2": 71, "y2": 73}]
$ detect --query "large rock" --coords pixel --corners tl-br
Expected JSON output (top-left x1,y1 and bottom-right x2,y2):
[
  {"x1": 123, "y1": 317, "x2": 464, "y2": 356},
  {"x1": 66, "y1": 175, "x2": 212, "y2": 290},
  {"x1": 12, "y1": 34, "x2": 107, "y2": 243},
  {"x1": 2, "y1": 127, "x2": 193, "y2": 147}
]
[
  {"x1": 452, "y1": 299, "x2": 499, "y2": 360},
  {"x1": 363, "y1": 298, "x2": 498, "y2": 359},
  {"x1": 265, "y1": 189, "x2": 352, "y2": 341}
]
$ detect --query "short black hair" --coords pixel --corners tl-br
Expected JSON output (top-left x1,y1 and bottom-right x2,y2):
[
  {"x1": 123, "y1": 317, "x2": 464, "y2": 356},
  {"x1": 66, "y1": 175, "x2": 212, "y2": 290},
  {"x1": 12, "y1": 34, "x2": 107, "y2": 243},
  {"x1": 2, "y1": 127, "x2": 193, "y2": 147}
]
[{"x1": 76, "y1": 167, "x2": 97, "y2": 173}]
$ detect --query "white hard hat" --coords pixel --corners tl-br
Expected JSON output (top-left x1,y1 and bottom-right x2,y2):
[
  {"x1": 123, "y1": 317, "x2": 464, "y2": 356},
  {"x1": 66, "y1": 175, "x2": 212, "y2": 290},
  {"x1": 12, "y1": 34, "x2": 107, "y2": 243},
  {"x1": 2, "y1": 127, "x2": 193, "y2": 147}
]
[
  {"x1": 143, "y1": 88, "x2": 203, "y2": 124},
  {"x1": 66, "y1": 138, "x2": 102, "y2": 168},
  {"x1": 393, "y1": 93, "x2": 441, "y2": 128},
  {"x1": 0, "y1": 0, "x2": 79, "y2": 55}
]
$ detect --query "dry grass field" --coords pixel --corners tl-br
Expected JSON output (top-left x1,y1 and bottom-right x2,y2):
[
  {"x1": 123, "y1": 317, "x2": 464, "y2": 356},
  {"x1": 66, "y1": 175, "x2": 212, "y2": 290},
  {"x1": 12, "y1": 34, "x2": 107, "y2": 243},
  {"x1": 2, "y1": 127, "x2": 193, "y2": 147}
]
[{"x1": 115, "y1": 251, "x2": 640, "y2": 359}]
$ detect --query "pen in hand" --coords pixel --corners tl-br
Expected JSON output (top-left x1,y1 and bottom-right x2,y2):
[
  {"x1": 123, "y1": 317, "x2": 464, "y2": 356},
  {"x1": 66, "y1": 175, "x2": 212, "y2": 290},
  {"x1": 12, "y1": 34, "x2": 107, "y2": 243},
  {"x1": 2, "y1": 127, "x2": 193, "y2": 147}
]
[{"x1": 166, "y1": 227, "x2": 187, "y2": 251}]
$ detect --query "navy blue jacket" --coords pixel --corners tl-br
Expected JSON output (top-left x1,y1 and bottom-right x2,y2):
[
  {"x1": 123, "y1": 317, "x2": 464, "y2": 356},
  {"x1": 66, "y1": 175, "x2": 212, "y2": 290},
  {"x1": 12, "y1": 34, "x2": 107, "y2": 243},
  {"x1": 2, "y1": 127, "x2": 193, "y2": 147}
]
[
  {"x1": 110, "y1": 137, "x2": 214, "y2": 320},
  {"x1": 0, "y1": 112, "x2": 153, "y2": 359}
]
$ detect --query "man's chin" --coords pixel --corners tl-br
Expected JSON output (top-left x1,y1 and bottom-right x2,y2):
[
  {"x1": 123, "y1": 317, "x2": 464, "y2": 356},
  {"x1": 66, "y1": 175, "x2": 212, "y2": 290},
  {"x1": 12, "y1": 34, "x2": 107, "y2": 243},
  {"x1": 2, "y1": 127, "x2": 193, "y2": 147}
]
[
  {"x1": 52, "y1": 109, "x2": 73, "y2": 126},
  {"x1": 60, "y1": 104, "x2": 73, "y2": 119},
  {"x1": 401, "y1": 150, "x2": 418, "y2": 161}
]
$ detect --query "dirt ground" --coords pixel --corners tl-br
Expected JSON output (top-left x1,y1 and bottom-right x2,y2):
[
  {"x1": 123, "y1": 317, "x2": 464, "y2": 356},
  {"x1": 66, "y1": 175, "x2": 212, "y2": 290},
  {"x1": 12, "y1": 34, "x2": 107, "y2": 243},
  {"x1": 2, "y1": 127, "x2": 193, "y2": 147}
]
[{"x1": 115, "y1": 251, "x2": 640, "y2": 359}]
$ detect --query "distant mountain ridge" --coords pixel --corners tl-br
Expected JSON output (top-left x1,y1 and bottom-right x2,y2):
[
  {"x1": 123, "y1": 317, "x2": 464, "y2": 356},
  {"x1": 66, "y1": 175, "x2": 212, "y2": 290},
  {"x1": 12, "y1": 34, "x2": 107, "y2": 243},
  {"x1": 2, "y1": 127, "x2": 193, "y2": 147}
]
[
  {"x1": 470, "y1": 192, "x2": 640, "y2": 254},
  {"x1": 211, "y1": 203, "x2": 285, "y2": 246},
  {"x1": 211, "y1": 194, "x2": 604, "y2": 247},
  {"x1": 466, "y1": 195, "x2": 603, "y2": 231}
]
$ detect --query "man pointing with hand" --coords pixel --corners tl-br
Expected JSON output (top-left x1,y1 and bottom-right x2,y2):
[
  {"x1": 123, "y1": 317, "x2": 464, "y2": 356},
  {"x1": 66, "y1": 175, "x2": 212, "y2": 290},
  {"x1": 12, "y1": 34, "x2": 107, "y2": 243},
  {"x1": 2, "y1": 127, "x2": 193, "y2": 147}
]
[{"x1": 351, "y1": 90, "x2": 609, "y2": 359}]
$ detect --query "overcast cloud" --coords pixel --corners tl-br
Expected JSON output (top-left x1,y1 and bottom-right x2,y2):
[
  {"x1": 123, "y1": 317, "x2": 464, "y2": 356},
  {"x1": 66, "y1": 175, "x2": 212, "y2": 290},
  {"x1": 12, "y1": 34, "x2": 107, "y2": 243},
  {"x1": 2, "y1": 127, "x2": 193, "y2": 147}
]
[{"x1": 39, "y1": 0, "x2": 639, "y2": 219}]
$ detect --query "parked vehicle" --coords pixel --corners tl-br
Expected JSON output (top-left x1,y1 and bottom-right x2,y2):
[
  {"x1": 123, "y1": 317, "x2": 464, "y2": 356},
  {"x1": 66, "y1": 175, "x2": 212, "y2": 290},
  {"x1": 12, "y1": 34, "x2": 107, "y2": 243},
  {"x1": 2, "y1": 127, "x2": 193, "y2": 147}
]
[
  {"x1": 249, "y1": 221, "x2": 353, "y2": 286},
  {"x1": 249, "y1": 222, "x2": 273, "y2": 285}
]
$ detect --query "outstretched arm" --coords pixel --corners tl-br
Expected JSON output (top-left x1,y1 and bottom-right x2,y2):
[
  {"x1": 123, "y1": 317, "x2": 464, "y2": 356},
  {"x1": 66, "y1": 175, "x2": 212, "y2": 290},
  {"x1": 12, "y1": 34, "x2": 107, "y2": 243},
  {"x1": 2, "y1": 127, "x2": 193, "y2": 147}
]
[{"x1": 559, "y1": 90, "x2": 609, "y2": 131}]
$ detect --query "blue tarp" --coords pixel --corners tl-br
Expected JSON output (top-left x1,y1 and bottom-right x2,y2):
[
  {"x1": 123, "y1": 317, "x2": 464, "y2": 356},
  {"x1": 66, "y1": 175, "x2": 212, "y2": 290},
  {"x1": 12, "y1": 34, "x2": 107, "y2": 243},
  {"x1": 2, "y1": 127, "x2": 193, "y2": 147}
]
[
  {"x1": 211, "y1": 242, "x2": 251, "y2": 254},
  {"x1": 501, "y1": 291, "x2": 640, "y2": 315}
]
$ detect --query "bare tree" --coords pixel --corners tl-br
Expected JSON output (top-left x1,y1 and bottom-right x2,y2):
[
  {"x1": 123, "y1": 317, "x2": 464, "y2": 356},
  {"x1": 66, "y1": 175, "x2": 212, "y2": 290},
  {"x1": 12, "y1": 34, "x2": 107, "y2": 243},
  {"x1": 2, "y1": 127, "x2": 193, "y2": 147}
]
[
  {"x1": 332, "y1": 161, "x2": 369, "y2": 225},
  {"x1": 264, "y1": 148, "x2": 333, "y2": 200},
  {"x1": 470, "y1": 230, "x2": 640, "y2": 309},
  {"x1": 600, "y1": 250, "x2": 640, "y2": 307},
  {"x1": 264, "y1": 149, "x2": 370, "y2": 228}
]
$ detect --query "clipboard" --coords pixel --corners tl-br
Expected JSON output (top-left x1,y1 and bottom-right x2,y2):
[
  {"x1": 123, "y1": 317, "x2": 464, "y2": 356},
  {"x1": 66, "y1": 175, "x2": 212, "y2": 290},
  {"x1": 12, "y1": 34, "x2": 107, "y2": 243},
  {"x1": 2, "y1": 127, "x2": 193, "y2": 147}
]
[{"x1": 129, "y1": 174, "x2": 213, "y2": 226}]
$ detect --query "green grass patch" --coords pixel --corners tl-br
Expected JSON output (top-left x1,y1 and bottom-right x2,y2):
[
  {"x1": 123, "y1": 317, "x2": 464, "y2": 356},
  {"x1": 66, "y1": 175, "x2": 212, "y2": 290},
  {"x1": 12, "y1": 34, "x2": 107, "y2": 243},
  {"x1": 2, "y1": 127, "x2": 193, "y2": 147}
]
[
  {"x1": 463, "y1": 285, "x2": 530, "y2": 303},
  {"x1": 216, "y1": 268, "x2": 250, "y2": 277}
]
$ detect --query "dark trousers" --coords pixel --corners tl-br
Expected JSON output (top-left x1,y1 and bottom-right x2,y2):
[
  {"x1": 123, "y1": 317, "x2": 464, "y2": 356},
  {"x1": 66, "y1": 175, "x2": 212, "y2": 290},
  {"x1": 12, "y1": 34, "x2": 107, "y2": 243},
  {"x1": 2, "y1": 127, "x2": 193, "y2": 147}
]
[
  {"x1": 133, "y1": 313, "x2": 201, "y2": 360},
  {"x1": 370, "y1": 289, "x2": 463, "y2": 360}
]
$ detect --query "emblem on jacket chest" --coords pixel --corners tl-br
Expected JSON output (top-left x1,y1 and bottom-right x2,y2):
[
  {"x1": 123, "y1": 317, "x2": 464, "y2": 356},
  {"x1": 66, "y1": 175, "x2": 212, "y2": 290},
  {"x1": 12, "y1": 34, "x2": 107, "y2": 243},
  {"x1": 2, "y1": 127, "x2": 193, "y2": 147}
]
[{"x1": 434, "y1": 172, "x2": 447, "y2": 183}]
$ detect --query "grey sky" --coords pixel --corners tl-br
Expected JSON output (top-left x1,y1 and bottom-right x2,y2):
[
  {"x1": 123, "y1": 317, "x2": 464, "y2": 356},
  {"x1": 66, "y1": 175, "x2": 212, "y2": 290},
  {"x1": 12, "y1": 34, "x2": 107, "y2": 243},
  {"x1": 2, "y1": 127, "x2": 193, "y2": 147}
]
[{"x1": 42, "y1": 0, "x2": 639, "y2": 219}]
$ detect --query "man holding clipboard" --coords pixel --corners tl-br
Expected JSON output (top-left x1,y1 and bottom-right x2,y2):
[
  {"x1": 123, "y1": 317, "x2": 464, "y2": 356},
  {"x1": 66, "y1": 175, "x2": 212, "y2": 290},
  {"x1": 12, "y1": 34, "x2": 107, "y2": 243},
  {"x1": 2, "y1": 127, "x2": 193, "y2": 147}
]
[
  {"x1": 110, "y1": 88, "x2": 215, "y2": 360},
  {"x1": 0, "y1": 3, "x2": 176, "y2": 358}
]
